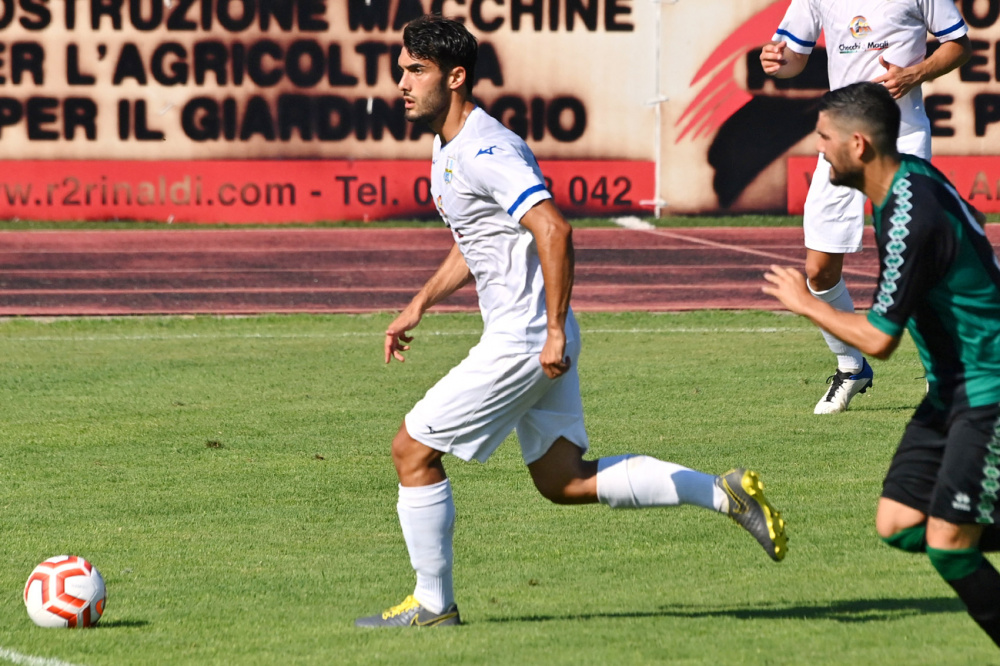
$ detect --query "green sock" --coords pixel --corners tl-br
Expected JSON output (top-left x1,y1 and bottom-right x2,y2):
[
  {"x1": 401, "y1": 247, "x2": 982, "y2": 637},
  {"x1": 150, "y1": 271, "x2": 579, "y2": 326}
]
[
  {"x1": 927, "y1": 547, "x2": 1000, "y2": 648},
  {"x1": 881, "y1": 525, "x2": 926, "y2": 553}
]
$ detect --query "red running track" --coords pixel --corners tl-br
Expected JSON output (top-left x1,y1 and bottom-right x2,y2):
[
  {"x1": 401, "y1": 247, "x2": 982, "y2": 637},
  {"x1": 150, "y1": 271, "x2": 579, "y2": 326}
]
[{"x1": 0, "y1": 226, "x2": 994, "y2": 316}]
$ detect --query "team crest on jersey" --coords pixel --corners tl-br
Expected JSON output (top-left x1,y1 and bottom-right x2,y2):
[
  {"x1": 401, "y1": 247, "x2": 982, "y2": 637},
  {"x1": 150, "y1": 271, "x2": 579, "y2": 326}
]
[
  {"x1": 444, "y1": 157, "x2": 456, "y2": 184},
  {"x1": 849, "y1": 16, "x2": 872, "y2": 38}
]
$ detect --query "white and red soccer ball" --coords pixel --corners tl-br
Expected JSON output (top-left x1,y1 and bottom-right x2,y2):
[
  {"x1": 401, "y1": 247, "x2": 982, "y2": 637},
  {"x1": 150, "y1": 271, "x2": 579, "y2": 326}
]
[{"x1": 23, "y1": 556, "x2": 106, "y2": 628}]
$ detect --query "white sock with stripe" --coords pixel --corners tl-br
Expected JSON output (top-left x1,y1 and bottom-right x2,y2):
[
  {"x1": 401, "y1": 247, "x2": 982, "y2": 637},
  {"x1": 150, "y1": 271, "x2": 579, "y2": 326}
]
[
  {"x1": 595, "y1": 454, "x2": 727, "y2": 512},
  {"x1": 397, "y1": 479, "x2": 455, "y2": 614}
]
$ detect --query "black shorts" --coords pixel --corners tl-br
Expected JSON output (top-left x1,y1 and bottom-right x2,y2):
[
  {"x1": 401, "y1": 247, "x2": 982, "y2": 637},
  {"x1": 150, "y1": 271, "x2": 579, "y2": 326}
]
[{"x1": 882, "y1": 398, "x2": 1000, "y2": 525}]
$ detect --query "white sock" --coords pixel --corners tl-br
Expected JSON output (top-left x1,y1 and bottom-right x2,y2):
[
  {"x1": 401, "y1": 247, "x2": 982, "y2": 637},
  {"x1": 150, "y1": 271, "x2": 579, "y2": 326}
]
[
  {"x1": 596, "y1": 454, "x2": 727, "y2": 512},
  {"x1": 397, "y1": 479, "x2": 455, "y2": 614},
  {"x1": 809, "y1": 278, "x2": 863, "y2": 373}
]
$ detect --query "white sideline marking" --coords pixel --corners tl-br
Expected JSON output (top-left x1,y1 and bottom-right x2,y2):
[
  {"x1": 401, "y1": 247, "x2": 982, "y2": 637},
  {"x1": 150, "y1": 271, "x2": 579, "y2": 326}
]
[
  {"x1": 0, "y1": 647, "x2": 84, "y2": 666},
  {"x1": 640, "y1": 228, "x2": 880, "y2": 279},
  {"x1": 0, "y1": 326, "x2": 808, "y2": 343},
  {"x1": 611, "y1": 216, "x2": 656, "y2": 230}
]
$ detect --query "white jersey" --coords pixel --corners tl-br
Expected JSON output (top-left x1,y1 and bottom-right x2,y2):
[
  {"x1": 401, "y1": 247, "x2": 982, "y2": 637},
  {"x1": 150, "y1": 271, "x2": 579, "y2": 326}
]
[
  {"x1": 430, "y1": 106, "x2": 572, "y2": 353},
  {"x1": 773, "y1": 0, "x2": 967, "y2": 136}
]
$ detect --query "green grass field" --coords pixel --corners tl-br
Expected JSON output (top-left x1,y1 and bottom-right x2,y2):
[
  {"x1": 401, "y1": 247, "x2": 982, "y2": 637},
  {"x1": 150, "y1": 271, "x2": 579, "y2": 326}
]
[{"x1": 1, "y1": 311, "x2": 998, "y2": 665}]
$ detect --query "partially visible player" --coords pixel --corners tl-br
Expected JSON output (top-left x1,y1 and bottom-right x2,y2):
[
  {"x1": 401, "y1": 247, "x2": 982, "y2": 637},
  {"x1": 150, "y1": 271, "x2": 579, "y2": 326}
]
[
  {"x1": 354, "y1": 15, "x2": 789, "y2": 628},
  {"x1": 764, "y1": 82, "x2": 1000, "y2": 647},
  {"x1": 760, "y1": 0, "x2": 971, "y2": 414}
]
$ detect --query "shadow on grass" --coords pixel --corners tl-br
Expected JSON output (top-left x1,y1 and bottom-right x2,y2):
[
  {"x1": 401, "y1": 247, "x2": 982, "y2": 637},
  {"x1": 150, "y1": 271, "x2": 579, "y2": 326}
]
[
  {"x1": 853, "y1": 405, "x2": 923, "y2": 414},
  {"x1": 485, "y1": 597, "x2": 963, "y2": 624},
  {"x1": 97, "y1": 619, "x2": 150, "y2": 629}
]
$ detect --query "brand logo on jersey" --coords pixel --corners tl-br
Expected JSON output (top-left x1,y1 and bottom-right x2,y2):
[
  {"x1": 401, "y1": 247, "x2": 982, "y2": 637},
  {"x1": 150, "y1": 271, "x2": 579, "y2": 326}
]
[
  {"x1": 443, "y1": 157, "x2": 456, "y2": 184},
  {"x1": 953, "y1": 492, "x2": 972, "y2": 512},
  {"x1": 476, "y1": 146, "x2": 497, "y2": 157},
  {"x1": 849, "y1": 16, "x2": 872, "y2": 38},
  {"x1": 838, "y1": 40, "x2": 889, "y2": 54}
]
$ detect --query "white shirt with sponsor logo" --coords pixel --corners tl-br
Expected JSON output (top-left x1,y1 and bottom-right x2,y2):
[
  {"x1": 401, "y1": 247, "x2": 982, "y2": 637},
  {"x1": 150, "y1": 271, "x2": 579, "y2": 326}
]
[
  {"x1": 430, "y1": 106, "x2": 573, "y2": 353},
  {"x1": 773, "y1": 0, "x2": 967, "y2": 136}
]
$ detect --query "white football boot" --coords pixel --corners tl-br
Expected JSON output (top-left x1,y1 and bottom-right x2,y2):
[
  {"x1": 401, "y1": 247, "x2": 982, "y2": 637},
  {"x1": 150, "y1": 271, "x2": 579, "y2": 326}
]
[{"x1": 814, "y1": 358, "x2": 874, "y2": 414}]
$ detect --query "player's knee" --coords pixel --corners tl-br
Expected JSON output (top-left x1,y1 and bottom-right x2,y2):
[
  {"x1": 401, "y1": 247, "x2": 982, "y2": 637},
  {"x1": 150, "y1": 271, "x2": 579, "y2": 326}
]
[
  {"x1": 390, "y1": 427, "x2": 441, "y2": 480},
  {"x1": 875, "y1": 510, "x2": 901, "y2": 540},
  {"x1": 926, "y1": 518, "x2": 981, "y2": 551},
  {"x1": 876, "y1": 498, "x2": 928, "y2": 550},
  {"x1": 879, "y1": 524, "x2": 927, "y2": 553},
  {"x1": 390, "y1": 429, "x2": 413, "y2": 468}
]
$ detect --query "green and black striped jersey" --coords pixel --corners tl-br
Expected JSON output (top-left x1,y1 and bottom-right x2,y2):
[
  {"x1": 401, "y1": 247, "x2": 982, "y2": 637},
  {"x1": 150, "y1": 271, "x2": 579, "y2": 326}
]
[{"x1": 868, "y1": 154, "x2": 1000, "y2": 409}]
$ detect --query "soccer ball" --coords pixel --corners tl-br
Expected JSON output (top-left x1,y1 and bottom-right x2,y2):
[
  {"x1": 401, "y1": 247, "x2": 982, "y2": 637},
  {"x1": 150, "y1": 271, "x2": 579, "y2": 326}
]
[{"x1": 23, "y1": 556, "x2": 106, "y2": 628}]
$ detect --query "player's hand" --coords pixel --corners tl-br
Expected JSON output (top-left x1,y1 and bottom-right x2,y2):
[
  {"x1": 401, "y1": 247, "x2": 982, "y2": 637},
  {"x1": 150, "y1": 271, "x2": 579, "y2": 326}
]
[
  {"x1": 762, "y1": 265, "x2": 814, "y2": 316},
  {"x1": 384, "y1": 307, "x2": 422, "y2": 364},
  {"x1": 759, "y1": 41, "x2": 788, "y2": 76},
  {"x1": 539, "y1": 330, "x2": 570, "y2": 379},
  {"x1": 871, "y1": 57, "x2": 920, "y2": 99}
]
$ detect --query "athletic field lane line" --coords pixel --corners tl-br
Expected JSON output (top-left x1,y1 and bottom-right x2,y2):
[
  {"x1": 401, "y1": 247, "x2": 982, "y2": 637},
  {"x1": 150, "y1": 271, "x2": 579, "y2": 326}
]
[
  {"x1": 641, "y1": 228, "x2": 881, "y2": 279},
  {"x1": 0, "y1": 326, "x2": 813, "y2": 343},
  {"x1": 0, "y1": 647, "x2": 84, "y2": 666}
]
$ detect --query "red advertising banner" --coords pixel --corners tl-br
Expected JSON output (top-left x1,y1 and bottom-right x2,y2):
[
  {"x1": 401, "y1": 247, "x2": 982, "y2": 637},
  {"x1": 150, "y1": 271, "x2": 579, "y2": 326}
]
[
  {"x1": 0, "y1": 160, "x2": 654, "y2": 223},
  {"x1": 787, "y1": 156, "x2": 1000, "y2": 215}
]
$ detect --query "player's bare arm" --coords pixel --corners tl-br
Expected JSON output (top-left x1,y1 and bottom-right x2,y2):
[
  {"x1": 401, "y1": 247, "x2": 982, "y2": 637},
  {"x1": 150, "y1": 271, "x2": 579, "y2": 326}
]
[
  {"x1": 763, "y1": 264, "x2": 899, "y2": 359},
  {"x1": 385, "y1": 243, "x2": 473, "y2": 364},
  {"x1": 872, "y1": 36, "x2": 971, "y2": 99},
  {"x1": 759, "y1": 41, "x2": 809, "y2": 78},
  {"x1": 520, "y1": 199, "x2": 574, "y2": 379}
]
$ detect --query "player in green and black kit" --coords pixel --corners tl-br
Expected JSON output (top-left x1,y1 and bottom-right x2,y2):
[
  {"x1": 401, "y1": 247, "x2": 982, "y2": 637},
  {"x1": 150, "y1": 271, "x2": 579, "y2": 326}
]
[{"x1": 763, "y1": 81, "x2": 1000, "y2": 647}]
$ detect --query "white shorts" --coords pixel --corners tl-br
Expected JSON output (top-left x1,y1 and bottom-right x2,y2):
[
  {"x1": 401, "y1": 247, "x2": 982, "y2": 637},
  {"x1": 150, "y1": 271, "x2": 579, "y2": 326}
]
[
  {"x1": 804, "y1": 129, "x2": 931, "y2": 254},
  {"x1": 404, "y1": 336, "x2": 589, "y2": 465}
]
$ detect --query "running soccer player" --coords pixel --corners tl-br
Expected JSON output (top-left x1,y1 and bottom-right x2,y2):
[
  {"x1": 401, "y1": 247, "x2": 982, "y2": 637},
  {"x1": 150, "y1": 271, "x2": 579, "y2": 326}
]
[
  {"x1": 354, "y1": 15, "x2": 788, "y2": 628},
  {"x1": 760, "y1": 0, "x2": 971, "y2": 414},
  {"x1": 764, "y1": 82, "x2": 1000, "y2": 647}
]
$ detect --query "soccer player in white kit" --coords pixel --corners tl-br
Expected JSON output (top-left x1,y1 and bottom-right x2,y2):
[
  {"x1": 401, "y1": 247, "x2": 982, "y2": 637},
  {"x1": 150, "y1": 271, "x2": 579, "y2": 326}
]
[
  {"x1": 760, "y1": 0, "x2": 970, "y2": 414},
  {"x1": 355, "y1": 15, "x2": 789, "y2": 628}
]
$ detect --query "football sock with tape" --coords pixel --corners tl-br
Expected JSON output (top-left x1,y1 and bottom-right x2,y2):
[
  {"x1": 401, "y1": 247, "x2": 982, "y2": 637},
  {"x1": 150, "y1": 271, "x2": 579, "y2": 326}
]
[
  {"x1": 596, "y1": 454, "x2": 727, "y2": 511},
  {"x1": 809, "y1": 278, "x2": 863, "y2": 373},
  {"x1": 397, "y1": 479, "x2": 455, "y2": 615},
  {"x1": 927, "y1": 546, "x2": 1000, "y2": 647}
]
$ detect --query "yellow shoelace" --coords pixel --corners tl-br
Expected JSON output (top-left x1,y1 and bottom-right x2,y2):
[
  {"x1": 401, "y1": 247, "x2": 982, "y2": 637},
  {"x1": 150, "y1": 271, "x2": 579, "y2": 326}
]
[{"x1": 382, "y1": 595, "x2": 421, "y2": 620}]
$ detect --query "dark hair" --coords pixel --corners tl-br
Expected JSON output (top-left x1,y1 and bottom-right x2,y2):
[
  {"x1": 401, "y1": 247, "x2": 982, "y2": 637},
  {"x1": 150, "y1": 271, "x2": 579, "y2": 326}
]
[
  {"x1": 403, "y1": 15, "x2": 478, "y2": 92},
  {"x1": 818, "y1": 82, "x2": 900, "y2": 155}
]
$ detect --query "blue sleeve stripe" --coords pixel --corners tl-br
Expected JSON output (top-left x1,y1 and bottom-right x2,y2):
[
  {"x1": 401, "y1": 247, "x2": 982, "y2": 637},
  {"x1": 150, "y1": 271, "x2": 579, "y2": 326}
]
[
  {"x1": 932, "y1": 19, "x2": 966, "y2": 37},
  {"x1": 775, "y1": 29, "x2": 815, "y2": 48},
  {"x1": 507, "y1": 184, "x2": 547, "y2": 217}
]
